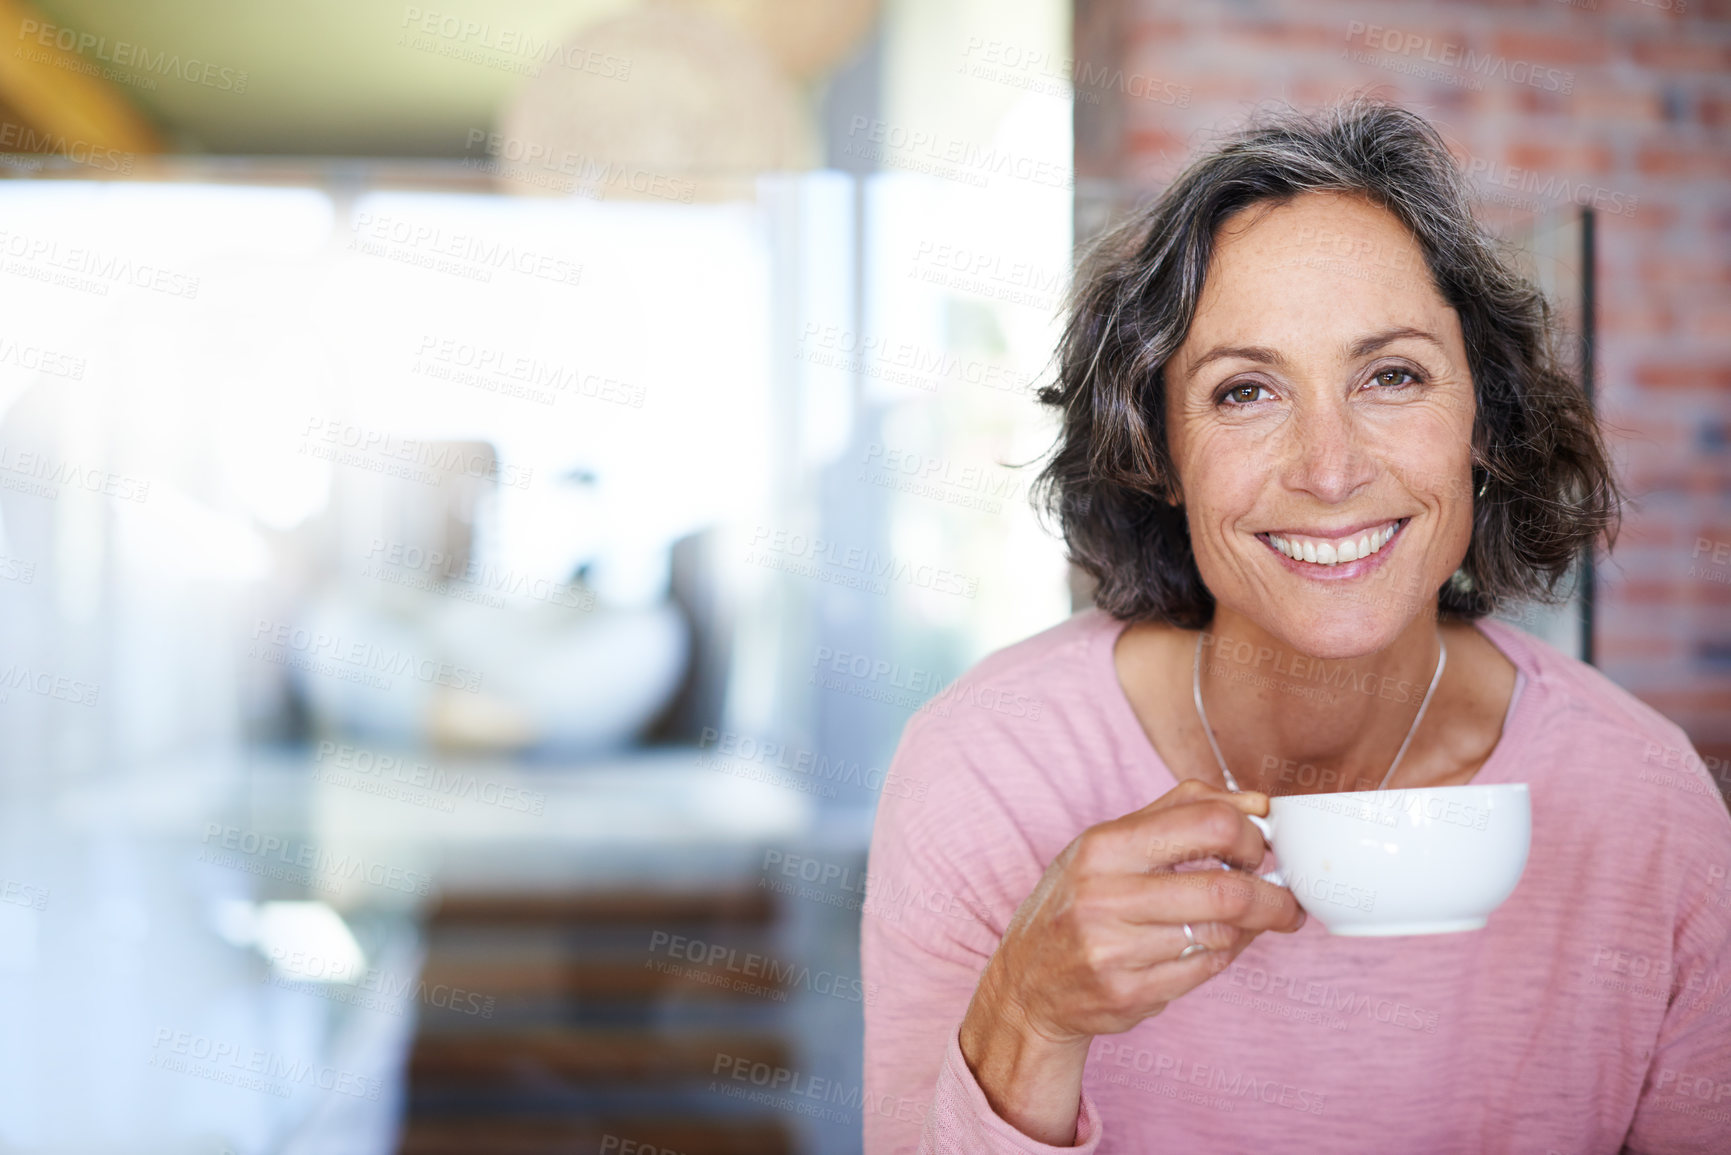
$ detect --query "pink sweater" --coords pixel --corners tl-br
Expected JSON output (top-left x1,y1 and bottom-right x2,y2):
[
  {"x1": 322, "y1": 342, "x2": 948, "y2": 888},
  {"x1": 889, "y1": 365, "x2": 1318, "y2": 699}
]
[{"x1": 862, "y1": 608, "x2": 1731, "y2": 1153}]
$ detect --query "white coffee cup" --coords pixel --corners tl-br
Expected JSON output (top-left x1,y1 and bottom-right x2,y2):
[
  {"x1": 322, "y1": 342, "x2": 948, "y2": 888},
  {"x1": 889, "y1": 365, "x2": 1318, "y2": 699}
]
[{"x1": 1243, "y1": 783, "x2": 1530, "y2": 936}]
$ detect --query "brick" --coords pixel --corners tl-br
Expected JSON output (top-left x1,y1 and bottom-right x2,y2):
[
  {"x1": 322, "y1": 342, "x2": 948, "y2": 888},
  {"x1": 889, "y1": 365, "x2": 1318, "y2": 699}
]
[
  {"x1": 1633, "y1": 363, "x2": 1731, "y2": 390},
  {"x1": 1636, "y1": 145, "x2": 1731, "y2": 178},
  {"x1": 1638, "y1": 690, "x2": 1731, "y2": 718},
  {"x1": 1493, "y1": 30, "x2": 1613, "y2": 67},
  {"x1": 1505, "y1": 140, "x2": 1616, "y2": 174},
  {"x1": 1598, "y1": 636, "x2": 1678, "y2": 660},
  {"x1": 1572, "y1": 86, "x2": 1668, "y2": 124},
  {"x1": 1512, "y1": 87, "x2": 1578, "y2": 117},
  {"x1": 1688, "y1": 306, "x2": 1731, "y2": 339},
  {"x1": 1627, "y1": 38, "x2": 1731, "y2": 72},
  {"x1": 1699, "y1": 96, "x2": 1731, "y2": 129},
  {"x1": 1634, "y1": 257, "x2": 1731, "y2": 286},
  {"x1": 1123, "y1": 128, "x2": 1191, "y2": 158}
]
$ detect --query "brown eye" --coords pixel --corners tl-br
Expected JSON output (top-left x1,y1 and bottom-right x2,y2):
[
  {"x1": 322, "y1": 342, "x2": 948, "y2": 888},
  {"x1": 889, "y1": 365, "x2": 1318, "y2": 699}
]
[
  {"x1": 1223, "y1": 383, "x2": 1266, "y2": 404},
  {"x1": 1372, "y1": 367, "x2": 1419, "y2": 388}
]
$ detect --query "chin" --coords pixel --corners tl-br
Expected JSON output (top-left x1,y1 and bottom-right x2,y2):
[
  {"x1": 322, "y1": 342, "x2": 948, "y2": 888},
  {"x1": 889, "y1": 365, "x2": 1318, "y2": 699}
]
[{"x1": 1248, "y1": 596, "x2": 1416, "y2": 662}]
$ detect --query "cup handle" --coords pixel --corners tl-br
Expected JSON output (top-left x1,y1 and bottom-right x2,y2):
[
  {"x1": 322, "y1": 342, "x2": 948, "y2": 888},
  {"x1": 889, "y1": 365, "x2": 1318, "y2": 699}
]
[{"x1": 1243, "y1": 813, "x2": 1285, "y2": 887}]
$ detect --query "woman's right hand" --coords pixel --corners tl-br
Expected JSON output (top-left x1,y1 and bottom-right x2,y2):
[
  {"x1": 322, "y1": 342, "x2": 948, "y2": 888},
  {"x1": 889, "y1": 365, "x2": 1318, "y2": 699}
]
[{"x1": 956, "y1": 779, "x2": 1306, "y2": 1145}]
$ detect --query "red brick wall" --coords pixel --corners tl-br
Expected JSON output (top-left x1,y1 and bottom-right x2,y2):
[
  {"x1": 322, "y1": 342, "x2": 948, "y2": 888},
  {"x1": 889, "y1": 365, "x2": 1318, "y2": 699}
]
[{"x1": 1074, "y1": 0, "x2": 1731, "y2": 787}]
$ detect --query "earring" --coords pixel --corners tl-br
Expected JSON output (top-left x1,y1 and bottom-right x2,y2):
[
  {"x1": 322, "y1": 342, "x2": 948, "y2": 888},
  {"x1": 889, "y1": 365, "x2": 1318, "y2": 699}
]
[{"x1": 1477, "y1": 477, "x2": 1488, "y2": 498}]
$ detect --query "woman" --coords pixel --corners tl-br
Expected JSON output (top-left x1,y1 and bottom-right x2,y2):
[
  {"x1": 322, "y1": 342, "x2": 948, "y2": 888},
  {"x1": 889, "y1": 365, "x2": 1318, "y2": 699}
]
[{"x1": 861, "y1": 97, "x2": 1731, "y2": 1153}]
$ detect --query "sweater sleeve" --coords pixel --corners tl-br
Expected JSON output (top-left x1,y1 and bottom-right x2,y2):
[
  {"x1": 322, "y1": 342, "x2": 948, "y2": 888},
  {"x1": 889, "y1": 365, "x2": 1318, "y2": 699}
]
[
  {"x1": 860, "y1": 711, "x2": 1104, "y2": 1154},
  {"x1": 1622, "y1": 782, "x2": 1731, "y2": 1154}
]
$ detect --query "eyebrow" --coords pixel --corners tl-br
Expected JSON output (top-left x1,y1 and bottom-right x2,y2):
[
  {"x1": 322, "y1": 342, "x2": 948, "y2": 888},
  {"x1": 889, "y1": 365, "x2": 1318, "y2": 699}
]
[{"x1": 1183, "y1": 325, "x2": 1448, "y2": 378}]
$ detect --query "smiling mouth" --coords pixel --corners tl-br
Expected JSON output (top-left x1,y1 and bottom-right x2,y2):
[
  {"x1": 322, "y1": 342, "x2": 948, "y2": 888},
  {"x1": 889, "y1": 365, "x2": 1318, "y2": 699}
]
[{"x1": 1257, "y1": 519, "x2": 1406, "y2": 567}]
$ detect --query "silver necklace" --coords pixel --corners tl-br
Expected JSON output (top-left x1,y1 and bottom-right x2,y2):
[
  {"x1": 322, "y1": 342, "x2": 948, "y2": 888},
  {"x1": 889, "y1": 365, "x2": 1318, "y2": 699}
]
[{"x1": 1191, "y1": 632, "x2": 1447, "y2": 794}]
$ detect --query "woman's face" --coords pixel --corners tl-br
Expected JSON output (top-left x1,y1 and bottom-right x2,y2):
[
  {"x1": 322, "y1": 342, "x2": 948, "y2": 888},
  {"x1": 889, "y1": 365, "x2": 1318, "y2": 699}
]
[{"x1": 1165, "y1": 190, "x2": 1476, "y2": 660}]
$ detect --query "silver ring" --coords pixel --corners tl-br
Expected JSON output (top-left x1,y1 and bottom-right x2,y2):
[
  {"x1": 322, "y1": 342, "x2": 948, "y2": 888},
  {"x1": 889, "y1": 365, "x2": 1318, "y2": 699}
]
[{"x1": 1178, "y1": 922, "x2": 1208, "y2": 959}]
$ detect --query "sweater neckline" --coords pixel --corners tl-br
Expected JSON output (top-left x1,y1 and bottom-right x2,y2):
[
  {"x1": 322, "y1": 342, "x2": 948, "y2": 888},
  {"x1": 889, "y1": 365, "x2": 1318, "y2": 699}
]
[{"x1": 1090, "y1": 609, "x2": 1537, "y2": 795}]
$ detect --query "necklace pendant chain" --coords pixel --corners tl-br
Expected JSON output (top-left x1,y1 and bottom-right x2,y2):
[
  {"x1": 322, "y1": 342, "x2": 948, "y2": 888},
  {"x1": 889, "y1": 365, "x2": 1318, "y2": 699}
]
[{"x1": 1191, "y1": 631, "x2": 1448, "y2": 795}]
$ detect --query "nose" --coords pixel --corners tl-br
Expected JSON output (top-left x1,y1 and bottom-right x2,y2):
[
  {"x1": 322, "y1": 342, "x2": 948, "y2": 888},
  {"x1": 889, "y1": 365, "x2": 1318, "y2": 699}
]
[{"x1": 1279, "y1": 395, "x2": 1377, "y2": 504}]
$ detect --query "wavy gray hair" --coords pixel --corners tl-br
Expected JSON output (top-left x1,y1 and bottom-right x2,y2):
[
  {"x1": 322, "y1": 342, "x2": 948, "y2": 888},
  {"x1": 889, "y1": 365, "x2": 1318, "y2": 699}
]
[{"x1": 1032, "y1": 94, "x2": 1620, "y2": 626}]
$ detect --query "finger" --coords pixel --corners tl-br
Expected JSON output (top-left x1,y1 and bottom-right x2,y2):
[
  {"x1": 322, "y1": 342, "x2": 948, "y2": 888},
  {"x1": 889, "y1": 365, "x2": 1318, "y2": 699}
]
[
  {"x1": 1130, "y1": 777, "x2": 1266, "y2": 820},
  {"x1": 1124, "y1": 929, "x2": 1241, "y2": 996},
  {"x1": 1058, "y1": 915, "x2": 1245, "y2": 976},
  {"x1": 1116, "y1": 868, "x2": 1304, "y2": 933},
  {"x1": 1121, "y1": 918, "x2": 1244, "y2": 968},
  {"x1": 1134, "y1": 798, "x2": 1272, "y2": 873},
  {"x1": 1063, "y1": 867, "x2": 1301, "y2": 934},
  {"x1": 1073, "y1": 787, "x2": 1270, "y2": 877}
]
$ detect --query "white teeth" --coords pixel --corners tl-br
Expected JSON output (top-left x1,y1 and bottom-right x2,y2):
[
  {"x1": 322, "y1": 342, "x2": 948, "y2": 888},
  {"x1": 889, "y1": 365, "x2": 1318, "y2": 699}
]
[{"x1": 1267, "y1": 521, "x2": 1400, "y2": 567}]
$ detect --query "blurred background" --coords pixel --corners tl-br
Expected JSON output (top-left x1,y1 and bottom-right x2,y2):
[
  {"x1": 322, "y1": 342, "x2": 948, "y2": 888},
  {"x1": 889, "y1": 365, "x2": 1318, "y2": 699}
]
[{"x1": 0, "y1": 0, "x2": 1721, "y2": 1151}]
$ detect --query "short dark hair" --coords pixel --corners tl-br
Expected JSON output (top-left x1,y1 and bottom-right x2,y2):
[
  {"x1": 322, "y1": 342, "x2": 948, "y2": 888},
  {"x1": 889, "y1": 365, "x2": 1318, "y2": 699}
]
[{"x1": 1030, "y1": 95, "x2": 1621, "y2": 627}]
